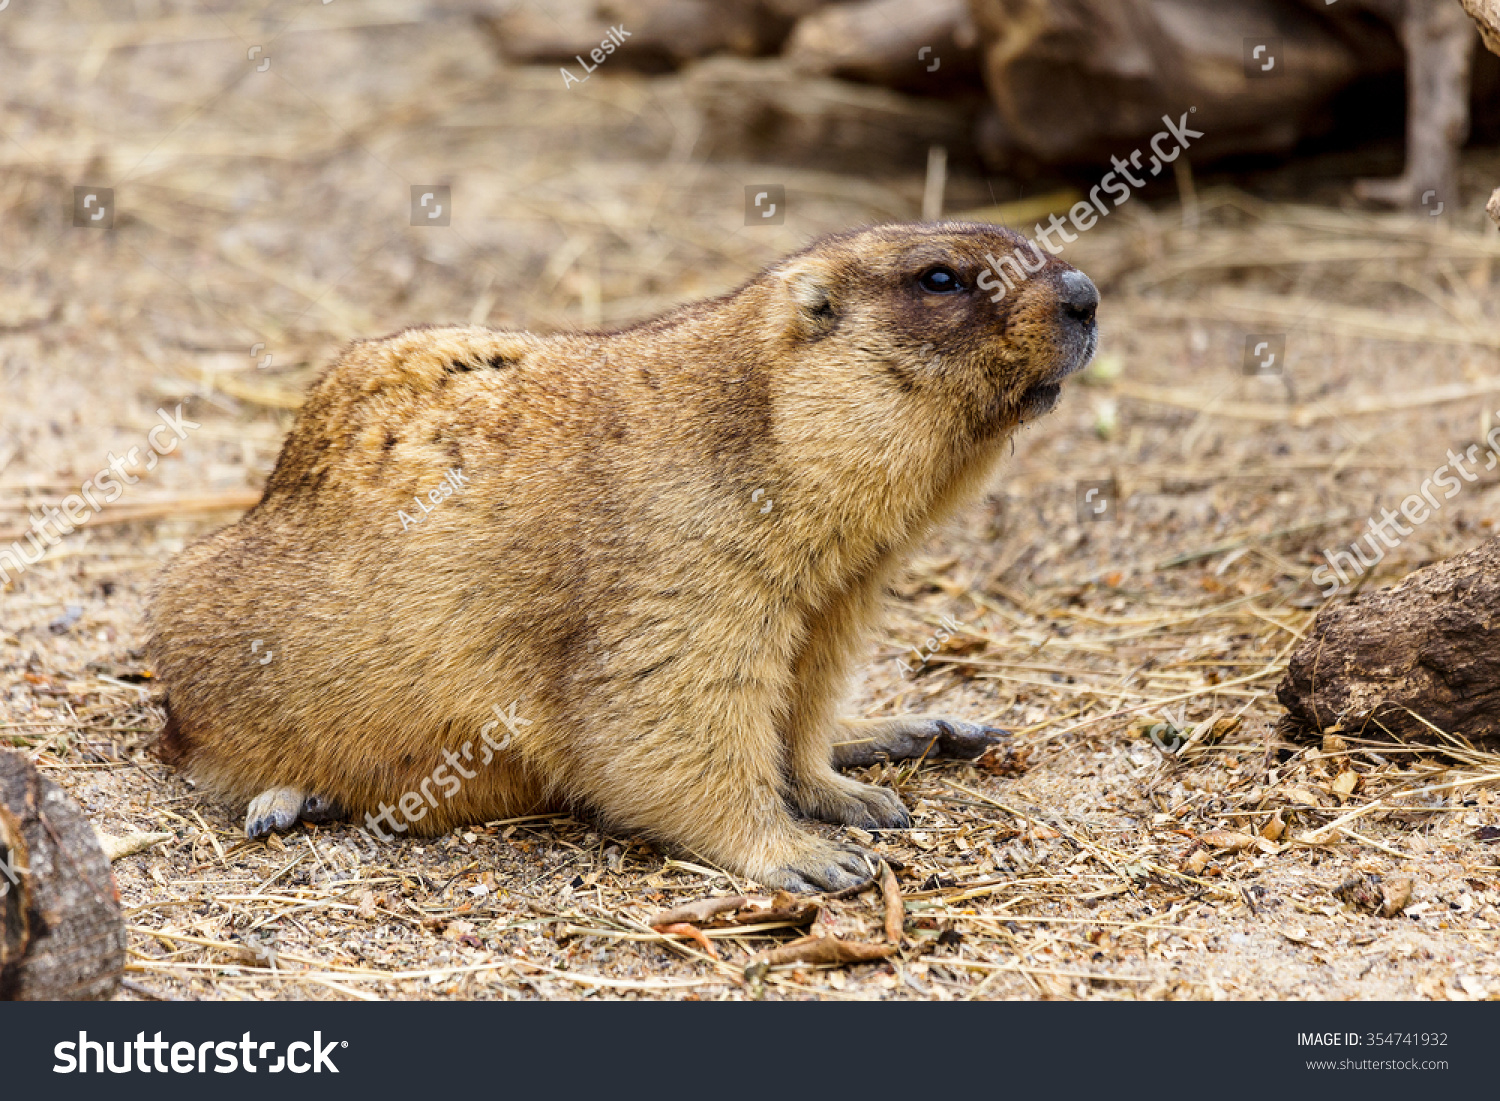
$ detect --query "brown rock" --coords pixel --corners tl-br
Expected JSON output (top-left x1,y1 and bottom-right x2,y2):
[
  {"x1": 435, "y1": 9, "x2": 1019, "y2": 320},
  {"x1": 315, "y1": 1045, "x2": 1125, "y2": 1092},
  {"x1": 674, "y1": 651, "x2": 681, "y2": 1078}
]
[{"x1": 1380, "y1": 876, "x2": 1414, "y2": 918}]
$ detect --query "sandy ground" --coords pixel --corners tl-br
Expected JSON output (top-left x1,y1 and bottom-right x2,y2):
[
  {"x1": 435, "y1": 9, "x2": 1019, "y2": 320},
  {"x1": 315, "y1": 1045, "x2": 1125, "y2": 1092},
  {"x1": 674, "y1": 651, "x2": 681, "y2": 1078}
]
[{"x1": 4, "y1": 1, "x2": 1500, "y2": 1001}]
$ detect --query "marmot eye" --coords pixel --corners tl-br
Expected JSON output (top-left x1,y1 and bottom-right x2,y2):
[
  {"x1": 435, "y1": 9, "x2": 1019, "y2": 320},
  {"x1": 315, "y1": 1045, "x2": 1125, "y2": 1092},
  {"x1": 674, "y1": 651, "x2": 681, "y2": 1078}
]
[{"x1": 917, "y1": 266, "x2": 963, "y2": 294}]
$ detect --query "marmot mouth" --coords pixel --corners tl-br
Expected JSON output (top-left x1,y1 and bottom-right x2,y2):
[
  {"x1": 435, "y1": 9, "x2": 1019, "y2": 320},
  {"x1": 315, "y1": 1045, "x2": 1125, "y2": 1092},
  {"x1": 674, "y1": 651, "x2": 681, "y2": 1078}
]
[
  {"x1": 1018, "y1": 382, "x2": 1062, "y2": 421},
  {"x1": 1017, "y1": 330, "x2": 1096, "y2": 422}
]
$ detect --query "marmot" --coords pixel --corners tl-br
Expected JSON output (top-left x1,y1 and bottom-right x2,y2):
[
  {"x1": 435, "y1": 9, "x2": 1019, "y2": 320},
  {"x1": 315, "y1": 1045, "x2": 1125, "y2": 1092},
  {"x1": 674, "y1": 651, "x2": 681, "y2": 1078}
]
[{"x1": 147, "y1": 221, "x2": 1099, "y2": 892}]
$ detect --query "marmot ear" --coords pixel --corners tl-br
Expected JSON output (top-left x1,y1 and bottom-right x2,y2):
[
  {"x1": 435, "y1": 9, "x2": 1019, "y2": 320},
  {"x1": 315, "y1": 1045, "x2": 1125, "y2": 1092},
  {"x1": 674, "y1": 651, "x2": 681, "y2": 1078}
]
[{"x1": 776, "y1": 259, "x2": 838, "y2": 337}]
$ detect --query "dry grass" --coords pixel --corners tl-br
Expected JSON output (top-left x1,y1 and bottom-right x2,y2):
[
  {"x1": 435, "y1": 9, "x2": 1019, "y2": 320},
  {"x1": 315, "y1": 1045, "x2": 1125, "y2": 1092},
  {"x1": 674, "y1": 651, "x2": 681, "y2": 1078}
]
[{"x1": 4, "y1": 0, "x2": 1500, "y2": 1001}]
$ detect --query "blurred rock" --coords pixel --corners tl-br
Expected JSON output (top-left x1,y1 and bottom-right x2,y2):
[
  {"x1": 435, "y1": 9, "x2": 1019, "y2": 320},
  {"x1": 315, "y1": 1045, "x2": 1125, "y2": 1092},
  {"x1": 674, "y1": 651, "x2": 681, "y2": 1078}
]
[
  {"x1": 475, "y1": 0, "x2": 1494, "y2": 189},
  {"x1": 474, "y1": 0, "x2": 832, "y2": 72},
  {"x1": 681, "y1": 57, "x2": 974, "y2": 174},
  {"x1": 1462, "y1": 0, "x2": 1500, "y2": 55},
  {"x1": 785, "y1": 0, "x2": 982, "y2": 94},
  {"x1": 967, "y1": 0, "x2": 1397, "y2": 170}
]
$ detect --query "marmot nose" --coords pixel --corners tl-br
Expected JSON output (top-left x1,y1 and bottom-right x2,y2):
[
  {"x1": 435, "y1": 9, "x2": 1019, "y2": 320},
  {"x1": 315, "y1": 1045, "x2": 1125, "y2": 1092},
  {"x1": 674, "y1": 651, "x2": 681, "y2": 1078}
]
[{"x1": 1059, "y1": 270, "x2": 1099, "y2": 326}]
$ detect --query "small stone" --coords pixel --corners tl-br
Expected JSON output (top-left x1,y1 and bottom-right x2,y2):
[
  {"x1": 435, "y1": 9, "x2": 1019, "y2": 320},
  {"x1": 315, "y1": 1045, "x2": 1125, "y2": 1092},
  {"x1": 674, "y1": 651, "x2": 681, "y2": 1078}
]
[{"x1": 1379, "y1": 877, "x2": 1414, "y2": 918}]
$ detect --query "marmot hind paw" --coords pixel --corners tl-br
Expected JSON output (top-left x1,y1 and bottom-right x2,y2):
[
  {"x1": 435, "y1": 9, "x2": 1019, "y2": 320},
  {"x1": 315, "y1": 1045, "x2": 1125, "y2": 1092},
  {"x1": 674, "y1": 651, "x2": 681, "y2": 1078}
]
[{"x1": 245, "y1": 786, "x2": 345, "y2": 839}]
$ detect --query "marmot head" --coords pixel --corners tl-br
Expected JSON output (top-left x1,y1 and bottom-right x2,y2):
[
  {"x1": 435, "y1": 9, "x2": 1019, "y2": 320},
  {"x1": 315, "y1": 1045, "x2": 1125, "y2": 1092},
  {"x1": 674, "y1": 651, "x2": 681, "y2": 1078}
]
[{"x1": 765, "y1": 221, "x2": 1098, "y2": 444}]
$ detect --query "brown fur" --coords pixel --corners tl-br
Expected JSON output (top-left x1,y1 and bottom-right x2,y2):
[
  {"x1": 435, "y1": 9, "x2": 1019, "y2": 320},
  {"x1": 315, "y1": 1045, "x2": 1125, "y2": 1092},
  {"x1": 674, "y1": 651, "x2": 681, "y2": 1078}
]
[{"x1": 146, "y1": 221, "x2": 1097, "y2": 891}]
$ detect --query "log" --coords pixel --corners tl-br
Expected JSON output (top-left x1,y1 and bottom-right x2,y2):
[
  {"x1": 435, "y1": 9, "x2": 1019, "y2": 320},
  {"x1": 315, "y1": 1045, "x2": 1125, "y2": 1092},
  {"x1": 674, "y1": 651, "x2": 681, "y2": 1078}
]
[
  {"x1": 0, "y1": 750, "x2": 125, "y2": 1000},
  {"x1": 1276, "y1": 536, "x2": 1500, "y2": 742}
]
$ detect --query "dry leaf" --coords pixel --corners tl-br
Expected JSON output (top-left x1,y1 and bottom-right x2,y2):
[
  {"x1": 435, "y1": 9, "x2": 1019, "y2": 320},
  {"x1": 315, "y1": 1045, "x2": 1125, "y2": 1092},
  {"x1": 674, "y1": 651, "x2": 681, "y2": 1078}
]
[
  {"x1": 744, "y1": 932, "x2": 895, "y2": 979},
  {"x1": 442, "y1": 919, "x2": 483, "y2": 948},
  {"x1": 977, "y1": 744, "x2": 1032, "y2": 777},
  {"x1": 95, "y1": 829, "x2": 173, "y2": 862},
  {"x1": 655, "y1": 922, "x2": 719, "y2": 958},
  {"x1": 649, "y1": 896, "x2": 746, "y2": 928},
  {"x1": 1198, "y1": 830, "x2": 1257, "y2": 853},
  {"x1": 880, "y1": 861, "x2": 904, "y2": 945},
  {"x1": 1283, "y1": 785, "x2": 1327, "y2": 808},
  {"x1": 1331, "y1": 771, "x2": 1358, "y2": 800},
  {"x1": 650, "y1": 893, "x2": 818, "y2": 932}
]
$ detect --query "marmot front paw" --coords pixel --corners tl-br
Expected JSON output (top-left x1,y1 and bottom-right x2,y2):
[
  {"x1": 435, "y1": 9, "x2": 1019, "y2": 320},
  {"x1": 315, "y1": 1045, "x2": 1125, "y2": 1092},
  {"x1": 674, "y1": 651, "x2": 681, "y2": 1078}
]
[{"x1": 757, "y1": 839, "x2": 879, "y2": 894}]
